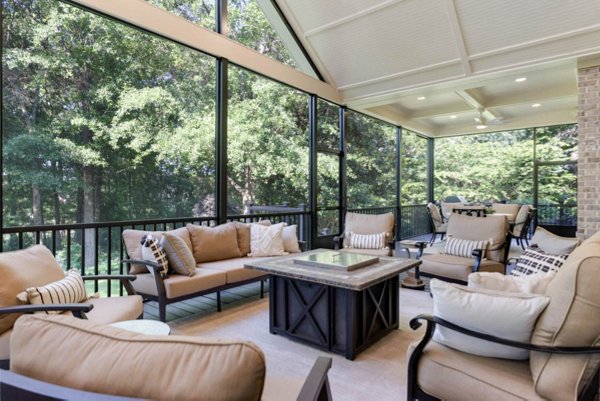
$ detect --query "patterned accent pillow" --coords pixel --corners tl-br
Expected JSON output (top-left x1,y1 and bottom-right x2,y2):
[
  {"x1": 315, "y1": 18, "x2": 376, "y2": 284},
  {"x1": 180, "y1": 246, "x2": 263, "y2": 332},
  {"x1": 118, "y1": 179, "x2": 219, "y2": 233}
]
[
  {"x1": 17, "y1": 269, "x2": 88, "y2": 314},
  {"x1": 249, "y1": 222, "x2": 286, "y2": 257},
  {"x1": 347, "y1": 232, "x2": 386, "y2": 249},
  {"x1": 444, "y1": 237, "x2": 489, "y2": 258},
  {"x1": 141, "y1": 234, "x2": 169, "y2": 278},
  {"x1": 510, "y1": 246, "x2": 569, "y2": 277}
]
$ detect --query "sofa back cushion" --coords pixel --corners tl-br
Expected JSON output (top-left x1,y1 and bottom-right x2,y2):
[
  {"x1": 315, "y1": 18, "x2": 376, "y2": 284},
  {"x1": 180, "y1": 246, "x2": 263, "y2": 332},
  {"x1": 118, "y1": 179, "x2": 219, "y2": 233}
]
[
  {"x1": 446, "y1": 214, "x2": 508, "y2": 262},
  {"x1": 11, "y1": 314, "x2": 266, "y2": 401},
  {"x1": 0, "y1": 245, "x2": 65, "y2": 334},
  {"x1": 122, "y1": 227, "x2": 192, "y2": 274},
  {"x1": 344, "y1": 212, "x2": 394, "y2": 247},
  {"x1": 531, "y1": 226, "x2": 580, "y2": 254},
  {"x1": 187, "y1": 222, "x2": 242, "y2": 263},
  {"x1": 530, "y1": 231, "x2": 600, "y2": 401}
]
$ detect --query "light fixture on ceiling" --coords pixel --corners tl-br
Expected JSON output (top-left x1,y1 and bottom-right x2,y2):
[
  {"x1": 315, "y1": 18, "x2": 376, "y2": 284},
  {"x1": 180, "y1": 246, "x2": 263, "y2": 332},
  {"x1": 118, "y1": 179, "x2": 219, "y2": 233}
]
[
  {"x1": 474, "y1": 109, "x2": 488, "y2": 129},
  {"x1": 449, "y1": 115, "x2": 457, "y2": 119},
  {"x1": 476, "y1": 124, "x2": 488, "y2": 129},
  {"x1": 515, "y1": 77, "x2": 527, "y2": 82},
  {"x1": 532, "y1": 103, "x2": 541, "y2": 107},
  {"x1": 417, "y1": 96, "x2": 426, "y2": 100}
]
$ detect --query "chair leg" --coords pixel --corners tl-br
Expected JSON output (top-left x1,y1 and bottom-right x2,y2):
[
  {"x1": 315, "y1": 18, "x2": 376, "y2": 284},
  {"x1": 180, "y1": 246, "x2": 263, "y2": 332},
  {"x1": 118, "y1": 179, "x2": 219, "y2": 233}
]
[
  {"x1": 521, "y1": 239, "x2": 526, "y2": 250},
  {"x1": 216, "y1": 291, "x2": 222, "y2": 312},
  {"x1": 159, "y1": 303, "x2": 166, "y2": 323},
  {"x1": 440, "y1": 233, "x2": 445, "y2": 241},
  {"x1": 430, "y1": 233, "x2": 436, "y2": 244},
  {"x1": 524, "y1": 238, "x2": 530, "y2": 248},
  {"x1": 260, "y1": 280, "x2": 265, "y2": 299}
]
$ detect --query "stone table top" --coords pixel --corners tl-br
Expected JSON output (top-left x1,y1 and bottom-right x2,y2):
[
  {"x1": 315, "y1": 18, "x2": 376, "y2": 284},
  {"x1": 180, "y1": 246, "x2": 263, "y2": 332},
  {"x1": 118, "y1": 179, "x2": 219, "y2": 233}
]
[{"x1": 244, "y1": 249, "x2": 421, "y2": 291}]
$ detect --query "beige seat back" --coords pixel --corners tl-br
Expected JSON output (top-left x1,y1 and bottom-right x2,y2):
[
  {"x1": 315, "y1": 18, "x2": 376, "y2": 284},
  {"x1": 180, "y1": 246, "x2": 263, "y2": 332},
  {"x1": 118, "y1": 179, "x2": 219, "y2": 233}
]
[
  {"x1": 11, "y1": 314, "x2": 266, "y2": 401},
  {"x1": 530, "y1": 231, "x2": 600, "y2": 401},
  {"x1": 492, "y1": 203, "x2": 521, "y2": 221},
  {"x1": 0, "y1": 245, "x2": 65, "y2": 335},
  {"x1": 427, "y1": 203, "x2": 444, "y2": 229},
  {"x1": 512, "y1": 205, "x2": 531, "y2": 236},
  {"x1": 441, "y1": 202, "x2": 463, "y2": 217},
  {"x1": 343, "y1": 212, "x2": 394, "y2": 247},
  {"x1": 446, "y1": 214, "x2": 508, "y2": 262}
]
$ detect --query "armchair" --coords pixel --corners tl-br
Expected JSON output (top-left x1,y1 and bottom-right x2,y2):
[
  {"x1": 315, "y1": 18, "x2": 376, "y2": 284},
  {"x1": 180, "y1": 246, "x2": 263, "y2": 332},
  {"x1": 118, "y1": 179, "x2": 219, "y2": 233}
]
[
  {"x1": 509, "y1": 205, "x2": 535, "y2": 249},
  {"x1": 1, "y1": 314, "x2": 333, "y2": 401},
  {"x1": 426, "y1": 203, "x2": 447, "y2": 244},
  {"x1": 407, "y1": 230, "x2": 600, "y2": 401},
  {"x1": 0, "y1": 245, "x2": 143, "y2": 361},
  {"x1": 334, "y1": 211, "x2": 395, "y2": 256},
  {"x1": 414, "y1": 213, "x2": 510, "y2": 284}
]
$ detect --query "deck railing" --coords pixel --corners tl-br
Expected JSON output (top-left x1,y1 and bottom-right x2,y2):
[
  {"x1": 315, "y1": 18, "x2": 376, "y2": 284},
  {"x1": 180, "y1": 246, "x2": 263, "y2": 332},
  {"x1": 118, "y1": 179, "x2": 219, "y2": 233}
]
[
  {"x1": 537, "y1": 203, "x2": 577, "y2": 226},
  {"x1": 399, "y1": 204, "x2": 430, "y2": 239}
]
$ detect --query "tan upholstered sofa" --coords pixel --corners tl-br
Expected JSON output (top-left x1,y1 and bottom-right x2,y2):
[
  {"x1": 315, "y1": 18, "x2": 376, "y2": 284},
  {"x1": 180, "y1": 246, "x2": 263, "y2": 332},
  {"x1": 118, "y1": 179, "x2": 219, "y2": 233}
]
[
  {"x1": 123, "y1": 221, "x2": 303, "y2": 322},
  {"x1": 416, "y1": 213, "x2": 510, "y2": 283},
  {"x1": 407, "y1": 230, "x2": 600, "y2": 401},
  {"x1": 3, "y1": 314, "x2": 332, "y2": 401},
  {"x1": 333, "y1": 211, "x2": 396, "y2": 256},
  {"x1": 0, "y1": 245, "x2": 142, "y2": 361}
]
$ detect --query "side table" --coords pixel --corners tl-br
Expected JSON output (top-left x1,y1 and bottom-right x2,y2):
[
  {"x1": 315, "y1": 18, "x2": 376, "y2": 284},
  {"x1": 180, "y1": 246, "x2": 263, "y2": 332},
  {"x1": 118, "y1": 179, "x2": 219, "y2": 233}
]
[
  {"x1": 398, "y1": 240, "x2": 426, "y2": 290},
  {"x1": 110, "y1": 320, "x2": 171, "y2": 336}
]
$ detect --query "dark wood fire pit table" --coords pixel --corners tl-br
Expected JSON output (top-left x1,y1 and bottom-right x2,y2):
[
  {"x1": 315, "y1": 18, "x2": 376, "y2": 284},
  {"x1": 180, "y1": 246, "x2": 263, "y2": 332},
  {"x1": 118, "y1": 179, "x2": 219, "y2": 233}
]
[{"x1": 245, "y1": 249, "x2": 421, "y2": 360}]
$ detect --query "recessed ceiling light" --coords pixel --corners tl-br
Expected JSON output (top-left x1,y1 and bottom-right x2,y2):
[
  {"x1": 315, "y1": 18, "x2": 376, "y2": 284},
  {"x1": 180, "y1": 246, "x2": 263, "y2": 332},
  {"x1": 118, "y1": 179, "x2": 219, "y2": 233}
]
[
  {"x1": 417, "y1": 96, "x2": 426, "y2": 100},
  {"x1": 476, "y1": 124, "x2": 488, "y2": 129},
  {"x1": 532, "y1": 103, "x2": 541, "y2": 108},
  {"x1": 449, "y1": 115, "x2": 457, "y2": 119},
  {"x1": 515, "y1": 77, "x2": 527, "y2": 82}
]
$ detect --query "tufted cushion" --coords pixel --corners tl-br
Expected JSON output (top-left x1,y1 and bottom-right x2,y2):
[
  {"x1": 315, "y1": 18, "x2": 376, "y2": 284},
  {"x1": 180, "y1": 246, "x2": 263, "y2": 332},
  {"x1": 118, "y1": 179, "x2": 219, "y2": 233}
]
[
  {"x1": 0, "y1": 245, "x2": 65, "y2": 334},
  {"x1": 530, "y1": 231, "x2": 600, "y2": 401}
]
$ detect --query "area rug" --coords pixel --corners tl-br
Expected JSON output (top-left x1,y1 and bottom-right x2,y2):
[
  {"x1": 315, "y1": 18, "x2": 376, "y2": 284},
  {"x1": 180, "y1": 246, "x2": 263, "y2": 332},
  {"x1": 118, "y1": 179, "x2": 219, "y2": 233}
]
[{"x1": 169, "y1": 287, "x2": 433, "y2": 401}]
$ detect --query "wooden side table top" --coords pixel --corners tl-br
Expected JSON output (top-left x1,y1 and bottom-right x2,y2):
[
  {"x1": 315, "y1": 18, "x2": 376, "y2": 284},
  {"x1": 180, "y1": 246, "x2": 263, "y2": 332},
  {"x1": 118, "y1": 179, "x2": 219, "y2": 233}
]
[{"x1": 110, "y1": 320, "x2": 171, "y2": 336}]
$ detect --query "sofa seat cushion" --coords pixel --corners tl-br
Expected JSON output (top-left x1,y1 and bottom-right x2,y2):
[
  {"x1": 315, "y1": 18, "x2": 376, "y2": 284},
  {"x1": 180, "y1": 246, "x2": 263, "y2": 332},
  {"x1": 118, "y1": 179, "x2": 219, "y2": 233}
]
[
  {"x1": 132, "y1": 269, "x2": 227, "y2": 299},
  {"x1": 408, "y1": 341, "x2": 545, "y2": 401},
  {"x1": 0, "y1": 328, "x2": 10, "y2": 360},
  {"x1": 11, "y1": 314, "x2": 266, "y2": 401},
  {"x1": 420, "y1": 254, "x2": 504, "y2": 282},
  {"x1": 339, "y1": 248, "x2": 390, "y2": 257},
  {"x1": 199, "y1": 257, "x2": 268, "y2": 284},
  {"x1": 85, "y1": 295, "x2": 143, "y2": 324}
]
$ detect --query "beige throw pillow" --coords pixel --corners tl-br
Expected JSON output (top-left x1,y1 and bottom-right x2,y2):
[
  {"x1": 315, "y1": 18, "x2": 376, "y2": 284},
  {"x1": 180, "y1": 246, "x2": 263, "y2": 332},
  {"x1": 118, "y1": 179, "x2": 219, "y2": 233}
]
[
  {"x1": 282, "y1": 225, "x2": 301, "y2": 253},
  {"x1": 160, "y1": 233, "x2": 196, "y2": 276},
  {"x1": 249, "y1": 223, "x2": 286, "y2": 257},
  {"x1": 187, "y1": 223, "x2": 242, "y2": 263},
  {"x1": 233, "y1": 220, "x2": 271, "y2": 256},
  {"x1": 468, "y1": 271, "x2": 555, "y2": 295},
  {"x1": 17, "y1": 269, "x2": 89, "y2": 314},
  {"x1": 122, "y1": 227, "x2": 191, "y2": 274}
]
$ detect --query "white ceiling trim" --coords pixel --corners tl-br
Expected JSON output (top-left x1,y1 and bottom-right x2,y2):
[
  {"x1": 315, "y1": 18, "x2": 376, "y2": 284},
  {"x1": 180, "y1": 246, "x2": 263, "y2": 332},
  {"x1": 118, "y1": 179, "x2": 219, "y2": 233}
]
[
  {"x1": 337, "y1": 59, "x2": 462, "y2": 91},
  {"x1": 444, "y1": 0, "x2": 471, "y2": 75},
  {"x1": 455, "y1": 89, "x2": 502, "y2": 120},
  {"x1": 302, "y1": 0, "x2": 404, "y2": 38},
  {"x1": 468, "y1": 24, "x2": 600, "y2": 60}
]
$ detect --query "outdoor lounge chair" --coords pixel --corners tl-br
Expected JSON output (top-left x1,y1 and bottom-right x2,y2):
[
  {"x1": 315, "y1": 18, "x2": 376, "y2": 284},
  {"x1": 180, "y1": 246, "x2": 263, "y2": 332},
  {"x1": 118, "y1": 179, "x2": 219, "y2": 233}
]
[
  {"x1": 426, "y1": 203, "x2": 447, "y2": 244},
  {"x1": 334, "y1": 211, "x2": 396, "y2": 256}
]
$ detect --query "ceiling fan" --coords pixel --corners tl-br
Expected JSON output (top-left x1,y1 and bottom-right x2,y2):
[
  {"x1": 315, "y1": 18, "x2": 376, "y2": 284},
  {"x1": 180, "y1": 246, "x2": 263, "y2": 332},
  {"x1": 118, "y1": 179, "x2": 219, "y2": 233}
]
[{"x1": 474, "y1": 109, "x2": 504, "y2": 129}]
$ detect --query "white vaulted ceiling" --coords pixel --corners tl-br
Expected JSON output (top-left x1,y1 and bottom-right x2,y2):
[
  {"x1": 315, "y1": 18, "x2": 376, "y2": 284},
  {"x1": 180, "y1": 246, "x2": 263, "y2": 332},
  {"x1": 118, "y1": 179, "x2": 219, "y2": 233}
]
[{"x1": 276, "y1": 0, "x2": 600, "y2": 136}]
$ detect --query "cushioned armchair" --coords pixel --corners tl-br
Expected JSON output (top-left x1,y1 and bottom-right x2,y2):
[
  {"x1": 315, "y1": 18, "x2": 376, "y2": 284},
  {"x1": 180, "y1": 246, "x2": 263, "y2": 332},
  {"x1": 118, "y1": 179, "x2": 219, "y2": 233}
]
[
  {"x1": 407, "y1": 230, "x2": 600, "y2": 401},
  {"x1": 491, "y1": 203, "x2": 521, "y2": 222},
  {"x1": 1, "y1": 314, "x2": 333, "y2": 401},
  {"x1": 509, "y1": 205, "x2": 535, "y2": 249},
  {"x1": 415, "y1": 213, "x2": 510, "y2": 284},
  {"x1": 0, "y1": 245, "x2": 142, "y2": 361},
  {"x1": 334, "y1": 211, "x2": 395, "y2": 256},
  {"x1": 426, "y1": 203, "x2": 447, "y2": 244}
]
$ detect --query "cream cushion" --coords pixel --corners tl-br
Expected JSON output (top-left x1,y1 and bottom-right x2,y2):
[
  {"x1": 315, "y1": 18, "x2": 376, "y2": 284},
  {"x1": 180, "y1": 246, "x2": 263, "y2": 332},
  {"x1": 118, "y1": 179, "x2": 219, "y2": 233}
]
[
  {"x1": 468, "y1": 271, "x2": 556, "y2": 295},
  {"x1": 160, "y1": 232, "x2": 196, "y2": 276},
  {"x1": 530, "y1": 231, "x2": 600, "y2": 401},
  {"x1": 131, "y1": 268, "x2": 227, "y2": 298},
  {"x1": 420, "y1": 253, "x2": 505, "y2": 282},
  {"x1": 249, "y1": 223, "x2": 286, "y2": 257},
  {"x1": 446, "y1": 213, "x2": 508, "y2": 262},
  {"x1": 282, "y1": 225, "x2": 301, "y2": 253},
  {"x1": 198, "y1": 257, "x2": 268, "y2": 284},
  {"x1": 430, "y1": 279, "x2": 550, "y2": 360},
  {"x1": 187, "y1": 222, "x2": 242, "y2": 263},
  {"x1": 407, "y1": 341, "x2": 545, "y2": 401},
  {"x1": 17, "y1": 269, "x2": 89, "y2": 312},
  {"x1": 492, "y1": 203, "x2": 520, "y2": 221},
  {"x1": 10, "y1": 314, "x2": 266, "y2": 401},
  {"x1": 0, "y1": 245, "x2": 65, "y2": 334},
  {"x1": 232, "y1": 220, "x2": 271, "y2": 256},
  {"x1": 0, "y1": 328, "x2": 11, "y2": 360},
  {"x1": 343, "y1": 212, "x2": 394, "y2": 247},
  {"x1": 511, "y1": 205, "x2": 531, "y2": 236},
  {"x1": 123, "y1": 227, "x2": 191, "y2": 274},
  {"x1": 531, "y1": 226, "x2": 580, "y2": 254}
]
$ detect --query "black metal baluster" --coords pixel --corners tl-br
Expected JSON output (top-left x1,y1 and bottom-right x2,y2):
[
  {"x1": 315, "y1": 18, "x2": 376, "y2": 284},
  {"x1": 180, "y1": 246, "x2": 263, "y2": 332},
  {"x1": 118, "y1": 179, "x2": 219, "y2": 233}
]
[
  {"x1": 81, "y1": 229, "x2": 86, "y2": 275},
  {"x1": 18, "y1": 232, "x2": 23, "y2": 249},
  {"x1": 119, "y1": 226, "x2": 124, "y2": 296},
  {"x1": 51, "y1": 230, "x2": 57, "y2": 255},
  {"x1": 107, "y1": 227, "x2": 112, "y2": 297},
  {"x1": 67, "y1": 229, "x2": 72, "y2": 270},
  {"x1": 94, "y1": 227, "x2": 99, "y2": 293}
]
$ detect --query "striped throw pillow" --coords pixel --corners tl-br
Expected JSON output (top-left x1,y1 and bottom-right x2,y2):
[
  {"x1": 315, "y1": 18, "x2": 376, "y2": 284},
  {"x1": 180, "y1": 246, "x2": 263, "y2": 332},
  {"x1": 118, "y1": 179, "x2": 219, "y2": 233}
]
[
  {"x1": 444, "y1": 237, "x2": 489, "y2": 258},
  {"x1": 347, "y1": 232, "x2": 386, "y2": 249},
  {"x1": 510, "y1": 246, "x2": 569, "y2": 277},
  {"x1": 141, "y1": 234, "x2": 169, "y2": 278},
  {"x1": 18, "y1": 269, "x2": 88, "y2": 314}
]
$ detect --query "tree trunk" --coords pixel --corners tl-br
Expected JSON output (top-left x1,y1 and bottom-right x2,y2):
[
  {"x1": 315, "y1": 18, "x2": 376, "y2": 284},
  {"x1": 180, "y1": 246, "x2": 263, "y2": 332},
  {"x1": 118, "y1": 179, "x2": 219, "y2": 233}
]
[{"x1": 32, "y1": 184, "x2": 43, "y2": 225}]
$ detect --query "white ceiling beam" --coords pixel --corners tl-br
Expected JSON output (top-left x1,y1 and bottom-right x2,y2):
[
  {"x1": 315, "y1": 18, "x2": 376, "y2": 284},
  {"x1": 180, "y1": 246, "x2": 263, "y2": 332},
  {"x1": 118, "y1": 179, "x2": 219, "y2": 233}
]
[
  {"x1": 455, "y1": 89, "x2": 502, "y2": 120},
  {"x1": 408, "y1": 104, "x2": 474, "y2": 119},
  {"x1": 444, "y1": 0, "x2": 472, "y2": 76},
  {"x1": 303, "y1": 0, "x2": 404, "y2": 38}
]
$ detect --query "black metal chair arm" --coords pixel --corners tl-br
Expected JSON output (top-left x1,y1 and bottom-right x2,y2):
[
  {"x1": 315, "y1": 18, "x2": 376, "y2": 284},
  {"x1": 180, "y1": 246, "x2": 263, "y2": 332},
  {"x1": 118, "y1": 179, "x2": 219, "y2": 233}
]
[
  {"x1": 410, "y1": 314, "x2": 600, "y2": 354},
  {"x1": 82, "y1": 275, "x2": 137, "y2": 282},
  {"x1": 121, "y1": 259, "x2": 161, "y2": 271},
  {"x1": 470, "y1": 248, "x2": 486, "y2": 273},
  {"x1": 297, "y1": 356, "x2": 333, "y2": 401},
  {"x1": 298, "y1": 240, "x2": 308, "y2": 252},
  {"x1": 0, "y1": 303, "x2": 93, "y2": 319},
  {"x1": 332, "y1": 234, "x2": 344, "y2": 250}
]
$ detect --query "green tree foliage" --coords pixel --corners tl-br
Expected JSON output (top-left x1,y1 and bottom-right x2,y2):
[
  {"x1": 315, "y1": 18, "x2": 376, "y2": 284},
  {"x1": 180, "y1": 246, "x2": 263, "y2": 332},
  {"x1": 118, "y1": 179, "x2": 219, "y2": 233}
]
[{"x1": 401, "y1": 130, "x2": 428, "y2": 205}]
